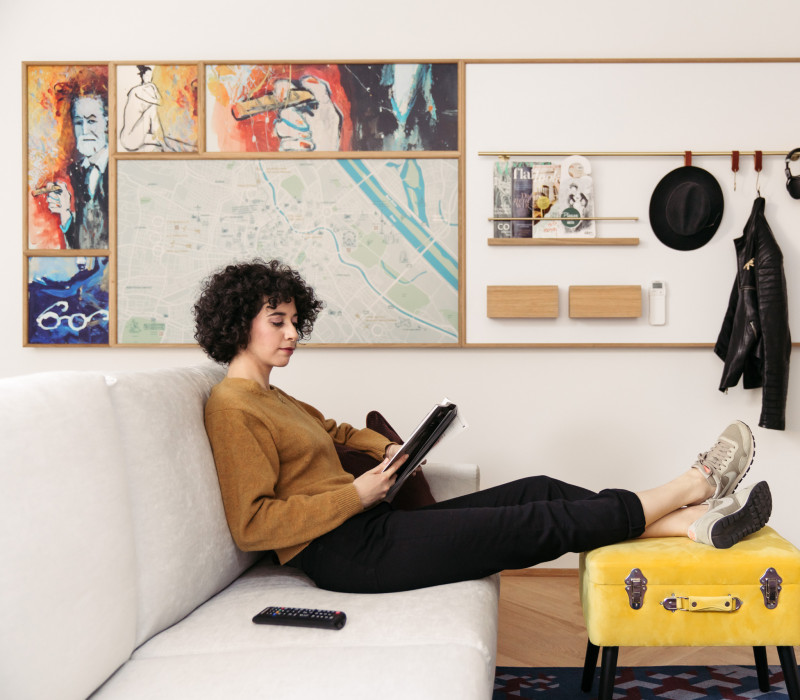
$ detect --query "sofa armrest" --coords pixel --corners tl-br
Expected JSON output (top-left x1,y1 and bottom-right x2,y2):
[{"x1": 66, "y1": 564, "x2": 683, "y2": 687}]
[{"x1": 421, "y1": 462, "x2": 480, "y2": 501}]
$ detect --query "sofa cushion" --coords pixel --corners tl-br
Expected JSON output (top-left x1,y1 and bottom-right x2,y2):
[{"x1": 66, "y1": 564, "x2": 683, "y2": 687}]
[
  {"x1": 130, "y1": 561, "x2": 498, "y2": 660},
  {"x1": 94, "y1": 644, "x2": 492, "y2": 699},
  {"x1": 95, "y1": 560, "x2": 499, "y2": 699},
  {"x1": 420, "y1": 462, "x2": 481, "y2": 502},
  {"x1": 106, "y1": 364, "x2": 261, "y2": 646},
  {"x1": 0, "y1": 371, "x2": 137, "y2": 700}
]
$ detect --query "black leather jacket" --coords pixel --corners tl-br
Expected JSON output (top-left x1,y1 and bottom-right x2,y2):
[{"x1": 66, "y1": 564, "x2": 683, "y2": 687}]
[{"x1": 714, "y1": 197, "x2": 790, "y2": 430}]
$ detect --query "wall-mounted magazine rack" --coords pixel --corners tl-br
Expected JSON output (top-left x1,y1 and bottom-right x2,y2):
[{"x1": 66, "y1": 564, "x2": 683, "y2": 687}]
[{"x1": 481, "y1": 149, "x2": 786, "y2": 248}]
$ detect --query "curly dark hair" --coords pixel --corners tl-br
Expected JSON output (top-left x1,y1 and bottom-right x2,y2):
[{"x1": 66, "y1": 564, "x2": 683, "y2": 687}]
[{"x1": 193, "y1": 259, "x2": 324, "y2": 364}]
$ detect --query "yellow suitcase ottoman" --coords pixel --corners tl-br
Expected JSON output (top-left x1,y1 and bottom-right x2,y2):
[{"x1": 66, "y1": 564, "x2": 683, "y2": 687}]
[{"x1": 579, "y1": 527, "x2": 800, "y2": 700}]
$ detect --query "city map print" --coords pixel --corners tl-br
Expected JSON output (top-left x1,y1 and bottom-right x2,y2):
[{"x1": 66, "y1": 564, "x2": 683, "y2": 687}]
[{"x1": 116, "y1": 158, "x2": 459, "y2": 345}]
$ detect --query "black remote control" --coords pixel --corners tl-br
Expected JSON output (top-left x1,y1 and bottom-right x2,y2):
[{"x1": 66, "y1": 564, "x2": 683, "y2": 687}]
[{"x1": 252, "y1": 606, "x2": 347, "y2": 630}]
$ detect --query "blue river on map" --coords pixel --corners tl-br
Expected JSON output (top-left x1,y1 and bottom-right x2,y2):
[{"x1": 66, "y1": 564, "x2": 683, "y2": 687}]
[{"x1": 338, "y1": 159, "x2": 458, "y2": 290}]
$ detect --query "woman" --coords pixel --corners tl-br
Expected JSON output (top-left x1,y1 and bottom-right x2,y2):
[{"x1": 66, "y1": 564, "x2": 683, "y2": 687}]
[
  {"x1": 119, "y1": 65, "x2": 164, "y2": 152},
  {"x1": 194, "y1": 259, "x2": 772, "y2": 594}
]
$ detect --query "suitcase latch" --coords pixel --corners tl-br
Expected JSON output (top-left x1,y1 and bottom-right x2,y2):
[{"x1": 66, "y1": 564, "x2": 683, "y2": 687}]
[
  {"x1": 760, "y1": 567, "x2": 782, "y2": 609},
  {"x1": 625, "y1": 568, "x2": 647, "y2": 610}
]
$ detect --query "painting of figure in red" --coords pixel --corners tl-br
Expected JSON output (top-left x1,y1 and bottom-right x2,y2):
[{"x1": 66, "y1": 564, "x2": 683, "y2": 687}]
[{"x1": 206, "y1": 63, "x2": 458, "y2": 153}]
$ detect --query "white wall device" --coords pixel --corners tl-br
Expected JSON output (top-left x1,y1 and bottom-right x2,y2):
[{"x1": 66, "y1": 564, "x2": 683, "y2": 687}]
[{"x1": 649, "y1": 281, "x2": 666, "y2": 326}]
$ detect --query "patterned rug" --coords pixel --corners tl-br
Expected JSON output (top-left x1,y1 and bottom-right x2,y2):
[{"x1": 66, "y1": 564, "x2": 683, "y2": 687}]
[{"x1": 493, "y1": 665, "x2": 790, "y2": 698}]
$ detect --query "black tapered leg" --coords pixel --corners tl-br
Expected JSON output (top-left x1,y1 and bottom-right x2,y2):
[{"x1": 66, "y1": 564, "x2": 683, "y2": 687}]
[
  {"x1": 582, "y1": 640, "x2": 600, "y2": 692},
  {"x1": 597, "y1": 646, "x2": 619, "y2": 700},
  {"x1": 778, "y1": 646, "x2": 800, "y2": 700},
  {"x1": 753, "y1": 646, "x2": 771, "y2": 692}
]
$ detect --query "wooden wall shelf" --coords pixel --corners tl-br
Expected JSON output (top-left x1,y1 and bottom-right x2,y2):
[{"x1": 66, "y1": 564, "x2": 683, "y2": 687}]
[
  {"x1": 487, "y1": 286, "x2": 559, "y2": 318},
  {"x1": 569, "y1": 285, "x2": 642, "y2": 318},
  {"x1": 487, "y1": 238, "x2": 640, "y2": 246}
]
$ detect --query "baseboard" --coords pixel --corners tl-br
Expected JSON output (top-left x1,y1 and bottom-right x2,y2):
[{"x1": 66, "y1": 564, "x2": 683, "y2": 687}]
[{"x1": 501, "y1": 567, "x2": 578, "y2": 578}]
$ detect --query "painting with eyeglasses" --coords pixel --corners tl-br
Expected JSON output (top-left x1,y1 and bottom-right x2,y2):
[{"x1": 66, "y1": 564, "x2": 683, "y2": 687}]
[{"x1": 27, "y1": 257, "x2": 109, "y2": 345}]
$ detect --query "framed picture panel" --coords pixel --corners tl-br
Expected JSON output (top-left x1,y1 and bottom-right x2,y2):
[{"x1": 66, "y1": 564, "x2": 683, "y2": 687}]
[
  {"x1": 23, "y1": 58, "x2": 800, "y2": 348},
  {"x1": 464, "y1": 59, "x2": 800, "y2": 347},
  {"x1": 205, "y1": 62, "x2": 458, "y2": 153},
  {"x1": 26, "y1": 256, "x2": 110, "y2": 345},
  {"x1": 26, "y1": 64, "x2": 110, "y2": 252},
  {"x1": 115, "y1": 63, "x2": 199, "y2": 154},
  {"x1": 116, "y1": 157, "x2": 459, "y2": 345},
  {"x1": 22, "y1": 60, "x2": 462, "y2": 347}
]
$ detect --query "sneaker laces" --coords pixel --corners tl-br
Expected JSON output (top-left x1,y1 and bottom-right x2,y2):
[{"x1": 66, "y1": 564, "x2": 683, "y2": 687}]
[{"x1": 697, "y1": 439, "x2": 734, "y2": 475}]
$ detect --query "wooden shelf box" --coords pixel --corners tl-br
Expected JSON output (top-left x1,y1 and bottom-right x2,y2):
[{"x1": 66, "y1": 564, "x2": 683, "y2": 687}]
[
  {"x1": 568, "y1": 285, "x2": 642, "y2": 318},
  {"x1": 487, "y1": 286, "x2": 559, "y2": 318}
]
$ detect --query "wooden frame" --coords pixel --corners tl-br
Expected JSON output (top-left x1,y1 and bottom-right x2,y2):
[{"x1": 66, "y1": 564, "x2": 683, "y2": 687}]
[
  {"x1": 21, "y1": 58, "x2": 800, "y2": 348},
  {"x1": 22, "y1": 60, "x2": 462, "y2": 347},
  {"x1": 463, "y1": 57, "x2": 800, "y2": 348},
  {"x1": 23, "y1": 63, "x2": 113, "y2": 346}
]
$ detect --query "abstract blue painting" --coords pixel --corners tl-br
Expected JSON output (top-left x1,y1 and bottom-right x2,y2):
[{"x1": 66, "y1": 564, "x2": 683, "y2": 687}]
[{"x1": 27, "y1": 256, "x2": 110, "y2": 344}]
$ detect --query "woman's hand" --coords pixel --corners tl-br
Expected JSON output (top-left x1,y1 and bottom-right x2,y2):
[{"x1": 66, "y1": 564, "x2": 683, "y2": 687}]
[
  {"x1": 384, "y1": 443, "x2": 424, "y2": 475},
  {"x1": 384, "y1": 443, "x2": 401, "y2": 461},
  {"x1": 353, "y1": 454, "x2": 407, "y2": 509}
]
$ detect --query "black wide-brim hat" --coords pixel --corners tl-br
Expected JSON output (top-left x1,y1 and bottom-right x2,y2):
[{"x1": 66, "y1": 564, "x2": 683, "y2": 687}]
[{"x1": 649, "y1": 166, "x2": 724, "y2": 251}]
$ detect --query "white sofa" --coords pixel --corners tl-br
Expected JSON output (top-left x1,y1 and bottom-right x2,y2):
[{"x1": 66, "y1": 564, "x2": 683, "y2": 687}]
[{"x1": 0, "y1": 364, "x2": 499, "y2": 700}]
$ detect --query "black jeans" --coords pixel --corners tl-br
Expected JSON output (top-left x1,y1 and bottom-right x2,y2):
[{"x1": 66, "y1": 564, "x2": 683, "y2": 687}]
[{"x1": 292, "y1": 476, "x2": 646, "y2": 593}]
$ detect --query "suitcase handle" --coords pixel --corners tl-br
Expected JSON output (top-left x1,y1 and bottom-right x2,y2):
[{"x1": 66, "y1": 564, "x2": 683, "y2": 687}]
[{"x1": 660, "y1": 594, "x2": 743, "y2": 613}]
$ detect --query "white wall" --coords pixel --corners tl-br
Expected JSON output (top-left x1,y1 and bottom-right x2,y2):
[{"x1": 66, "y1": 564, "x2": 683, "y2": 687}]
[{"x1": 3, "y1": 0, "x2": 799, "y2": 565}]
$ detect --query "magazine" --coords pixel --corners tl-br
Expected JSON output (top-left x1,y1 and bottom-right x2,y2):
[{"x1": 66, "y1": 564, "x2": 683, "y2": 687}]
[
  {"x1": 511, "y1": 162, "x2": 561, "y2": 237},
  {"x1": 530, "y1": 163, "x2": 562, "y2": 238},
  {"x1": 492, "y1": 161, "x2": 513, "y2": 238},
  {"x1": 511, "y1": 161, "x2": 535, "y2": 237},
  {"x1": 381, "y1": 398, "x2": 466, "y2": 502},
  {"x1": 556, "y1": 155, "x2": 596, "y2": 238}
]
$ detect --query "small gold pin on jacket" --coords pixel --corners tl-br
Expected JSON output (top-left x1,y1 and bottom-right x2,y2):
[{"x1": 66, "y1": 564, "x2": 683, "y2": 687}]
[{"x1": 744, "y1": 258, "x2": 755, "y2": 270}]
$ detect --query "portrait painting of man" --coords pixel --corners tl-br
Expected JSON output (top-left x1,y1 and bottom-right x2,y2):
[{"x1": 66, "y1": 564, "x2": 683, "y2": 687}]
[{"x1": 27, "y1": 65, "x2": 109, "y2": 250}]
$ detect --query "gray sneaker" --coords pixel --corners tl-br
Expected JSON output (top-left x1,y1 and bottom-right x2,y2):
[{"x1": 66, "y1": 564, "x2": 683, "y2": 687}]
[
  {"x1": 692, "y1": 421, "x2": 755, "y2": 499},
  {"x1": 688, "y1": 481, "x2": 772, "y2": 549}
]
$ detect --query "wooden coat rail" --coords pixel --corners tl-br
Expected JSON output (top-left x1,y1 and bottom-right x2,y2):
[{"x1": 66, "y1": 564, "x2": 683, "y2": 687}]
[
  {"x1": 490, "y1": 216, "x2": 638, "y2": 221},
  {"x1": 482, "y1": 149, "x2": 774, "y2": 238},
  {"x1": 479, "y1": 150, "x2": 789, "y2": 158}
]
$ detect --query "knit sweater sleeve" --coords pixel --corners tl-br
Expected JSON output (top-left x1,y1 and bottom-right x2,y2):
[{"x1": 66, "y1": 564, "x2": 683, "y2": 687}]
[
  {"x1": 206, "y1": 406, "x2": 364, "y2": 556},
  {"x1": 290, "y1": 393, "x2": 392, "y2": 460}
]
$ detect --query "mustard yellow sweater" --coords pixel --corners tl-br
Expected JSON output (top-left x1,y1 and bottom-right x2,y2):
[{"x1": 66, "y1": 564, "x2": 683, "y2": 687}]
[{"x1": 204, "y1": 377, "x2": 391, "y2": 564}]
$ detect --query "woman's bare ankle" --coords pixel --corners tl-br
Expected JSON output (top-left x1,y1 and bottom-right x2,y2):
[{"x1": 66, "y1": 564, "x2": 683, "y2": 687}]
[
  {"x1": 640, "y1": 503, "x2": 708, "y2": 538},
  {"x1": 686, "y1": 466, "x2": 714, "y2": 506}
]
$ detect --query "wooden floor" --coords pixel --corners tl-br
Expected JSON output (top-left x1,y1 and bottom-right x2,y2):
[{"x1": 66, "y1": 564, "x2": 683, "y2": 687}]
[{"x1": 497, "y1": 570, "x2": 798, "y2": 668}]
